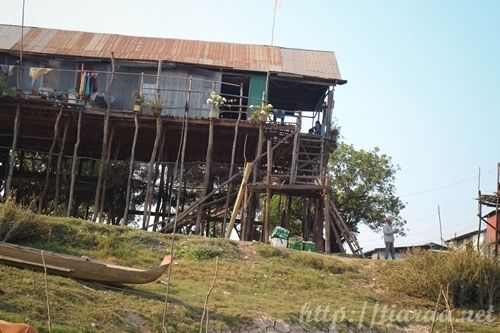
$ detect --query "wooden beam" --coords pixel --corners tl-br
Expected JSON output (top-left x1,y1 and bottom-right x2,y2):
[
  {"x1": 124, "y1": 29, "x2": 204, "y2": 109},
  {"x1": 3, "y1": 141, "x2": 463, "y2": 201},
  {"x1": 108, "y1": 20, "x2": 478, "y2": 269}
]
[{"x1": 225, "y1": 162, "x2": 253, "y2": 239}]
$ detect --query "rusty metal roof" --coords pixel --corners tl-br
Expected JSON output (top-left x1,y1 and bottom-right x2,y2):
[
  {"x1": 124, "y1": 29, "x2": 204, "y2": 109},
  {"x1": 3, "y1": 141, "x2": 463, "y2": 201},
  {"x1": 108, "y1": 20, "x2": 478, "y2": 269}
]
[{"x1": 0, "y1": 24, "x2": 344, "y2": 82}]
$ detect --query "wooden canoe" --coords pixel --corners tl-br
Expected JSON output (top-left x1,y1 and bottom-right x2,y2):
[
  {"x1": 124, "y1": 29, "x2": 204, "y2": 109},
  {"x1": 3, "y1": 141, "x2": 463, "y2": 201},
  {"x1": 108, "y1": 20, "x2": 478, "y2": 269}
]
[{"x1": 0, "y1": 241, "x2": 172, "y2": 284}]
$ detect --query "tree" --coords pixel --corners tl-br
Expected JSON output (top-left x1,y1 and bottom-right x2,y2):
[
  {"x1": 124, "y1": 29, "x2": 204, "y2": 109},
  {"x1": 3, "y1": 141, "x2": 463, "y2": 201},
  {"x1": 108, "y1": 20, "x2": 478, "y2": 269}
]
[{"x1": 328, "y1": 142, "x2": 406, "y2": 234}]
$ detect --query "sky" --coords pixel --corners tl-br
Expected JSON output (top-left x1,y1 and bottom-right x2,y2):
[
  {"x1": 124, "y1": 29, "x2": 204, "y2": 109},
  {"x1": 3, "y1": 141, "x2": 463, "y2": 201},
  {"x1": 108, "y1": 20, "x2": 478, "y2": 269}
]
[{"x1": 1, "y1": 0, "x2": 499, "y2": 251}]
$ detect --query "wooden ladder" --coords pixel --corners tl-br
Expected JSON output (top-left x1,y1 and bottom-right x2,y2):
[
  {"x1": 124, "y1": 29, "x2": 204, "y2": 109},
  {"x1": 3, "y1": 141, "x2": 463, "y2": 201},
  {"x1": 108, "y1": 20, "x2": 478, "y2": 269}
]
[{"x1": 327, "y1": 198, "x2": 364, "y2": 256}]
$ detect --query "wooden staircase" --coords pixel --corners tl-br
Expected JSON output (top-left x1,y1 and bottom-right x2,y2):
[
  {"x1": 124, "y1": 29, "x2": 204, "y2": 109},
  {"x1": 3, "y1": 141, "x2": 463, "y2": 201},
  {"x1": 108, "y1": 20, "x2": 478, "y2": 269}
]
[{"x1": 294, "y1": 133, "x2": 324, "y2": 184}]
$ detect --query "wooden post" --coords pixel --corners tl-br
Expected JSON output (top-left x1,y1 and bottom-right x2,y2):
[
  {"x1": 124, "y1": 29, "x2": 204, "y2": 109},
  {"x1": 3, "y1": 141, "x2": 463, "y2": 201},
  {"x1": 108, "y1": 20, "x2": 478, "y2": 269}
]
[
  {"x1": 98, "y1": 127, "x2": 115, "y2": 220},
  {"x1": 153, "y1": 163, "x2": 166, "y2": 231},
  {"x1": 143, "y1": 116, "x2": 163, "y2": 229},
  {"x1": 290, "y1": 112, "x2": 301, "y2": 184},
  {"x1": 196, "y1": 117, "x2": 214, "y2": 235},
  {"x1": 263, "y1": 140, "x2": 272, "y2": 244},
  {"x1": 39, "y1": 105, "x2": 63, "y2": 212},
  {"x1": 93, "y1": 52, "x2": 115, "y2": 221},
  {"x1": 324, "y1": 178, "x2": 331, "y2": 253},
  {"x1": 313, "y1": 199, "x2": 325, "y2": 252},
  {"x1": 222, "y1": 83, "x2": 244, "y2": 234},
  {"x1": 170, "y1": 113, "x2": 190, "y2": 234},
  {"x1": 226, "y1": 163, "x2": 253, "y2": 239},
  {"x1": 253, "y1": 125, "x2": 264, "y2": 183},
  {"x1": 67, "y1": 108, "x2": 82, "y2": 217},
  {"x1": 5, "y1": 104, "x2": 21, "y2": 199},
  {"x1": 53, "y1": 119, "x2": 69, "y2": 213}
]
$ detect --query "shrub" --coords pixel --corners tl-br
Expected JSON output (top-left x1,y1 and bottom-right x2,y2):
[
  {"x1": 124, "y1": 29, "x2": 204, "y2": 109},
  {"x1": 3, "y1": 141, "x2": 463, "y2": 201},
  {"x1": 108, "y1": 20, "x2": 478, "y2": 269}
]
[
  {"x1": 181, "y1": 243, "x2": 224, "y2": 260},
  {"x1": 380, "y1": 246, "x2": 500, "y2": 307}
]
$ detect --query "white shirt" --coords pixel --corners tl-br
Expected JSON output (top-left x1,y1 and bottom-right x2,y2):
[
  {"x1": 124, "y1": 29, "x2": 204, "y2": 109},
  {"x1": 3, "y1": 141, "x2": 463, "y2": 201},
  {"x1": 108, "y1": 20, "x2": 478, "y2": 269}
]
[{"x1": 383, "y1": 223, "x2": 395, "y2": 243}]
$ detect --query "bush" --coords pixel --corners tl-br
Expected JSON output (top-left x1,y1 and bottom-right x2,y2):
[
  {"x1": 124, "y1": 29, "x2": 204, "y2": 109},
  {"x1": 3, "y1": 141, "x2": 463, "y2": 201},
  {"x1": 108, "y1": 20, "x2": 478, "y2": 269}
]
[
  {"x1": 181, "y1": 243, "x2": 224, "y2": 260},
  {"x1": 380, "y1": 246, "x2": 500, "y2": 307}
]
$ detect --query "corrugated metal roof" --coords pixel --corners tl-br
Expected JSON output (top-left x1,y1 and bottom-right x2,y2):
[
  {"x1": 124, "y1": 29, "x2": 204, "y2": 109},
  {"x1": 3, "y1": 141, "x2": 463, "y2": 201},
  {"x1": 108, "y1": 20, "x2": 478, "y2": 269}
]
[{"x1": 0, "y1": 24, "x2": 343, "y2": 82}]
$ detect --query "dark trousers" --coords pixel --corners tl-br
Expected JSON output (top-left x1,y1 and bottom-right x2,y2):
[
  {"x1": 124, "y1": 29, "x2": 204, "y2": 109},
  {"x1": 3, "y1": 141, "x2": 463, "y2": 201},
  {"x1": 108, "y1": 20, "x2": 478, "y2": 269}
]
[{"x1": 385, "y1": 241, "x2": 396, "y2": 260}]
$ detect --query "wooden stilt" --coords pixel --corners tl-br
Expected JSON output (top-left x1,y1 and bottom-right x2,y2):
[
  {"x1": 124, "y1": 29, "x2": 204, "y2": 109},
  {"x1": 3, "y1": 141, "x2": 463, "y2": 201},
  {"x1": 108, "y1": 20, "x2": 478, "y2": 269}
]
[
  {"x1": 226, "y1": 162, "x2": 253, "y2": 239},
  {"x1": 170, "y1": 114, "x2": 190, "y2": 234},
  {"x1": 153, "y1": 163, "x2": 166, "y2": 231},
  {"x1": 39, "y1": 105, "x2": 63, "y2": 213},
  {"x1": 196, "y1": 117, "x2": 214, "y2": 235},
  {"x1": 244, "y1": 192, "x2": 255, "y2": 241},
  {"x1": 5, "y1": 104, "x2": 21, "y2": 200},
  {"x1": 324, "y1": 178, "x2": 331, "y2": 253},
  {"x1": 313, "y1": 199, "x2": 325, "y2": 252},
  {"x1": 54, "y1": 119, "x2": 69, "y2": 214},
  {"x1": 93, "y1": 52, "x2": 115, "y2": 221},
  {"x1": 98, "y1": 127, "x2": 115, "y2": 221},
  {"x1": 143, "y1": 116, "x2": 163, "y2": 229},
  {"x1": 67, "y1": 108, "x2": 82, "y2": 217},
  {"x1": 123, "y1": 113, "x2": 140, "y2": 224},
  {"x1": 222, "y1": 83, "x2": 244, "y2": 234},
  {"x1": 263, "y1": 140, "x2": 272, "y2": 244}
]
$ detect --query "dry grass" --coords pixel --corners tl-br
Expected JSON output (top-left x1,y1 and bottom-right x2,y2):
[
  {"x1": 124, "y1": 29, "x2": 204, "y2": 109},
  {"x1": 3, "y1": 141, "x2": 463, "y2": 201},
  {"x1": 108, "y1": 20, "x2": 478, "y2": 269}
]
[{"x1": 0, "y1": 203, "x2": 498, "y2": 332}]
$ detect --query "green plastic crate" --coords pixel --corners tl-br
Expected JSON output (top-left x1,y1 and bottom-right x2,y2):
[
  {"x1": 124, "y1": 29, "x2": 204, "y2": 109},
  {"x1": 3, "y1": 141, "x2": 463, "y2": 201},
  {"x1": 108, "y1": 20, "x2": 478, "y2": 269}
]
[
  {"x1": 303, "y1": 241, "x2": 316, "y2": 252},
  {"x1": 271, "y1": 226, "x2": 289, "y2": 240},
  {"x1": 288, "y1": 239, "x2": 303, "y2": 251}
]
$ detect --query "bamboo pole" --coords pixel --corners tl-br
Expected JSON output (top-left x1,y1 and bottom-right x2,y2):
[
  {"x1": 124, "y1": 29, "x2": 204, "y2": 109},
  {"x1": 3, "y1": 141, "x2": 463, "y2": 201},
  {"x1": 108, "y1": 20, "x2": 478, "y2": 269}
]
[
  {"x1": 54, "y1": 119, "x2": 69, "y2": 213},
  {"x1": 5, "y1": 104, "x2": 21, "y2": 199},
  {"x1": 263, "y1": 140, "x2": 272, "y2": 244},
  {"x1": 222, "y1": 83, "x2": 244, "y2": 233},
  {"x1": 93, "y1": 52, "x2": 115, "y2": 221},
  {"x1": 39, "y1": 105, "x2": 63, "y2": 213},
  {"x1": 143, "y1": 116, "x2": 163, "y2": 229},
  {"x1": 226, "y1": 163, "x2": 253, "y2": 239},
  {"x1": 67, "y1": 108, "x2": 82, "y2": 217}
]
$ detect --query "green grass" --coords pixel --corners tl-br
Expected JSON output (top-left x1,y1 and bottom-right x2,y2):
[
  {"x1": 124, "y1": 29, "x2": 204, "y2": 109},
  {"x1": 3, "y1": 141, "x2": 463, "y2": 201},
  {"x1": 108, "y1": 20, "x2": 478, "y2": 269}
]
[{"x1": 0, "y1": 202, "x2": 498, "y2": 332}]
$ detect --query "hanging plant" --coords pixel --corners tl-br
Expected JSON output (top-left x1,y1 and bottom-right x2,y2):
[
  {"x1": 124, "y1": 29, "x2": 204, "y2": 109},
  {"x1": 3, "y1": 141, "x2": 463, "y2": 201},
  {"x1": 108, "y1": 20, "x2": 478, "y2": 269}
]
[{"x1": 145, "y1": 98, "x2": 164, "y2": 115}]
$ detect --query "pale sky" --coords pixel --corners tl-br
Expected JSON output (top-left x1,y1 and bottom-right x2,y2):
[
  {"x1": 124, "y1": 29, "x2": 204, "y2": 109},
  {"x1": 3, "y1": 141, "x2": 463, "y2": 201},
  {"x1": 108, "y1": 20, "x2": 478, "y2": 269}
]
[{"x1": 2, "y1": 0, "x2": 499, "y2": 251}]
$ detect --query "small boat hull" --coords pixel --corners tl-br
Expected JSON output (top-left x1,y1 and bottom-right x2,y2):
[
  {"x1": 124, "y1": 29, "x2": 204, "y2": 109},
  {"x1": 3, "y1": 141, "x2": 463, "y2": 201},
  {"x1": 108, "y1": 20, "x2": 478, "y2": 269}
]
[{"x1": 0, "y1": 241, "x2": 171, "y2": 284}]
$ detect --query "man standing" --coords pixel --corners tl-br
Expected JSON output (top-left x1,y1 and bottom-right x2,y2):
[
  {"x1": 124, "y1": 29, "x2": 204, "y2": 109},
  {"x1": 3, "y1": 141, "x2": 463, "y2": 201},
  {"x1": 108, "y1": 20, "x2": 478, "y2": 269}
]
[{"x1": 383, "y1": 217, "x2": 399, "y2": 260}]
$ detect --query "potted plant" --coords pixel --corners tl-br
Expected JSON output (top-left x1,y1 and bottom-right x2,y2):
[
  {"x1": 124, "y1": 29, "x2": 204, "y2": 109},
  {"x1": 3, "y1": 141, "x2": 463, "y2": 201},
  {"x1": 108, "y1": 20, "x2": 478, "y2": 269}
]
[
  {"x1": 133, "y1": 91, "x2": 144, "y2": 113},
  {"x1": 145, "y1": 98, "x2": 164, "y2": 115},
  {"x1": 206, "y1": 90, "x2": 227, "y2": 118},
  {"x1": 248, "y1": 103, "x2": 273, "y2": 124}
]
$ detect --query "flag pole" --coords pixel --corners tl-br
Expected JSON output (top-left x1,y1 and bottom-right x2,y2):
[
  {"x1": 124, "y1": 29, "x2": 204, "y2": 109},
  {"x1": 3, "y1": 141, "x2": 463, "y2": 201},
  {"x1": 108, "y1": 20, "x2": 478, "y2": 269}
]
[{"x1": 271, "y1": 0, "x2": 278, "y2": 46}]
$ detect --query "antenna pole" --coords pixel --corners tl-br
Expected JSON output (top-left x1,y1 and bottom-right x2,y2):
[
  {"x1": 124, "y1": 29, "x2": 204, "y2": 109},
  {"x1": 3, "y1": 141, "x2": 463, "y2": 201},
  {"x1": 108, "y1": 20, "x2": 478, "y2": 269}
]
[{"x1": 438, "y1": 205, "x2": 443, "y2": 247}]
